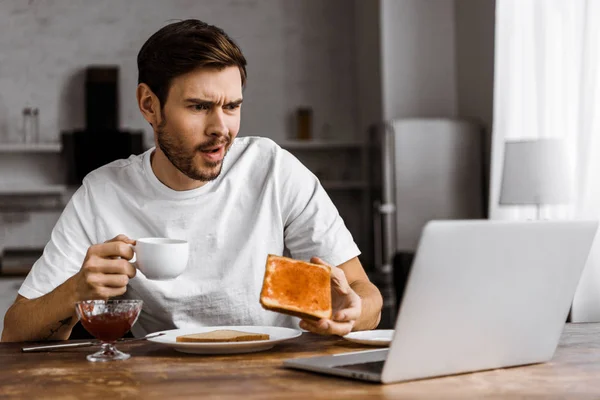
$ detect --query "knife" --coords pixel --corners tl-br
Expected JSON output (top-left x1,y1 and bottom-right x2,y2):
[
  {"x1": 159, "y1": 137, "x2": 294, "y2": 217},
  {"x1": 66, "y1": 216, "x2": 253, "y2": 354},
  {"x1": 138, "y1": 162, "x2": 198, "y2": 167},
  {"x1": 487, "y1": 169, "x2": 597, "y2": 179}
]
[{"x1": 21, "y1": 332, "x2": 165, "y2": 353}]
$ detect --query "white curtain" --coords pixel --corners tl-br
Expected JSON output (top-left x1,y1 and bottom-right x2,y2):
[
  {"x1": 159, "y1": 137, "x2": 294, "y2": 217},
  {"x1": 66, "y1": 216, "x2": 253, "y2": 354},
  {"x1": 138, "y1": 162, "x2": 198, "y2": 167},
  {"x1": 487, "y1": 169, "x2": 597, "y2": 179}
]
[{"x1": 489, "y1": 0, "x2": 600, "y2": 320}]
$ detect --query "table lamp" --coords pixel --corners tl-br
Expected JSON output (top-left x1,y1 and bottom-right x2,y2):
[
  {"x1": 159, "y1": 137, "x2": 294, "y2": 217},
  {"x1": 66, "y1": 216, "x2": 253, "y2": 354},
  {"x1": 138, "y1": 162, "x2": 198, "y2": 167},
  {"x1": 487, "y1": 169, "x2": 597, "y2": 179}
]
[{"x1": 499, "y1": 139, "x2": 572, "y2": 219}]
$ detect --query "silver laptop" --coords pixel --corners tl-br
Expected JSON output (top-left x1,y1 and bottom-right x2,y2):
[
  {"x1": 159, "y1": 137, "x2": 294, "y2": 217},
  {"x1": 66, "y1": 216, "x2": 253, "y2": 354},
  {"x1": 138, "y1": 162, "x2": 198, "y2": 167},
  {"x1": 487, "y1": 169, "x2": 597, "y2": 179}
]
[{"x1": 284, "y1": 220, "x2": 598, "y2": 384}]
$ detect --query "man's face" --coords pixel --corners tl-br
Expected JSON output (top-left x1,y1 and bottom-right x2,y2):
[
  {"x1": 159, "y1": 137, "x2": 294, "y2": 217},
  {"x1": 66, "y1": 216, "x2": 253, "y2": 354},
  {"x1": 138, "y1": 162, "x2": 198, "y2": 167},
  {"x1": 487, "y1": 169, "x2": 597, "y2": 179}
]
[{"x1": 156, "y1": 66, "x2": 243, "y2": 182}]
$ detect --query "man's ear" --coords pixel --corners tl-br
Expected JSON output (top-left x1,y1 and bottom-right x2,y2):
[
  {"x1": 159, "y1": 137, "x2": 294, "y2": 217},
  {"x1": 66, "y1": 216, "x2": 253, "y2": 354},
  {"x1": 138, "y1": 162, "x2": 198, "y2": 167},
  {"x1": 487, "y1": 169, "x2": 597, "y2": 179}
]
[{"x1": 136, "y1": 83, "x2": 161, "y2": 128}]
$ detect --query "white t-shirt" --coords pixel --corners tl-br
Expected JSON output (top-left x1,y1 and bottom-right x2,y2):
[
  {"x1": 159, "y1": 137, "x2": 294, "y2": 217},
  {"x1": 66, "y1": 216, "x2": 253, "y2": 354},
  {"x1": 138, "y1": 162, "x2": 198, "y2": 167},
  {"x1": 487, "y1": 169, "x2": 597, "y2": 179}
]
[{"x1": 19, "y1": 136, "x2": 360, "y2": 336}]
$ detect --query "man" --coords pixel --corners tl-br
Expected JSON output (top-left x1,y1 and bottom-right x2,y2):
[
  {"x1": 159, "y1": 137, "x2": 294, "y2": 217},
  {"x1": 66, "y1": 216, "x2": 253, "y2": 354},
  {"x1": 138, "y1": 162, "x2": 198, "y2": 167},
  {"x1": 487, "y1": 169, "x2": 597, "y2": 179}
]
[{"x1": 2, "y1": 19, "x2": 382, "y2": 342}]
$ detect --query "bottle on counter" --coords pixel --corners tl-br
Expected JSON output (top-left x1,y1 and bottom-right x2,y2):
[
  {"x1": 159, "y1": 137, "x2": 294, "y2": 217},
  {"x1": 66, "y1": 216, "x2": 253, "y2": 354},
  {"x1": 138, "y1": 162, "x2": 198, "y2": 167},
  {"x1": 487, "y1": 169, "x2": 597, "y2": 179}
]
[
  {"x1": 32, "y1": 108, "x2": 39, "y2": 142},
  {"x1": 21, "y1": 106, "x2": 40, "y2": 143},
  {"x1": 296, "y1": 107, "x2": 313, "y2": 141},
  {"x1": 21, "y1": 107, "x2": 32, "y2": 143}
]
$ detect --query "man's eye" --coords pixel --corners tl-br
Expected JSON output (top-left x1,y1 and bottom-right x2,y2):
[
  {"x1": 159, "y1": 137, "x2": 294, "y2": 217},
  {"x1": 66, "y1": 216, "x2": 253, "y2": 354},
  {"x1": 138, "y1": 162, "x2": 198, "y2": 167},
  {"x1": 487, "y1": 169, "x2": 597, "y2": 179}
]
[
  {"x1": 225, "y1": 104, "x2": 240, "y2": 110},
  {"x1": 192, "y1": 104, "x2": 210, "y2": 111}
]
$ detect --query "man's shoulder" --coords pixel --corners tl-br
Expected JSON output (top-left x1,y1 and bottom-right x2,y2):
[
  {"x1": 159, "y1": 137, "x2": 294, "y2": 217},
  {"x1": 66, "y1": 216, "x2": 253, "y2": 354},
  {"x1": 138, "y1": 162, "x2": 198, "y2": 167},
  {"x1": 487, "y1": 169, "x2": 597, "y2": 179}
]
[
  {"x1": 231, "y1": 136, "x2": 280, "y2": 153},
  {"x1": 227, "y1": 136, "x2": 285, "y2": 167},
  {"x1": 82, "y1": 151, "x2": 147, "y2": 187},
  {"x1": 228, "y1": 136, "x2": 313, "y2": 183}
]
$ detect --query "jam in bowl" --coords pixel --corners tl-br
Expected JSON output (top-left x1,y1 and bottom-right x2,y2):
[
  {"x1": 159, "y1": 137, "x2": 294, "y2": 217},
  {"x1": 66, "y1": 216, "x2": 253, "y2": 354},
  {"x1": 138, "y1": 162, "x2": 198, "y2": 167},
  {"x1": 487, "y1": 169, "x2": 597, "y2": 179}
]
[{"x1": 75, "y1": 299, "x2": 143, "y2": 362}]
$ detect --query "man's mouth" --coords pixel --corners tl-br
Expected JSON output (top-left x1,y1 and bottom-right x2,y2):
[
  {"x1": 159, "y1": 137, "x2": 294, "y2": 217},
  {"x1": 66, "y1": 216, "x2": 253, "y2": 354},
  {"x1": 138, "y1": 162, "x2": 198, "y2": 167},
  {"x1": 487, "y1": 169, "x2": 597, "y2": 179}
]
[
  {"x1": 199, "y1": 140, "x2": 229, "y2": 153},
  {"x1": 198, "y1": 143, "x2": 227, "y2": 163}
]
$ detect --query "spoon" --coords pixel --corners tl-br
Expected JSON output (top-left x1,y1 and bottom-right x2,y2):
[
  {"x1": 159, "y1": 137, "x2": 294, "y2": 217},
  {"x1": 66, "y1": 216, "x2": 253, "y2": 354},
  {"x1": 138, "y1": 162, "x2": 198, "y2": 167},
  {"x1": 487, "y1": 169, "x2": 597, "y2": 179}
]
[{"x1": 21, "y1": 332, "x2": 165, "y2": 353}]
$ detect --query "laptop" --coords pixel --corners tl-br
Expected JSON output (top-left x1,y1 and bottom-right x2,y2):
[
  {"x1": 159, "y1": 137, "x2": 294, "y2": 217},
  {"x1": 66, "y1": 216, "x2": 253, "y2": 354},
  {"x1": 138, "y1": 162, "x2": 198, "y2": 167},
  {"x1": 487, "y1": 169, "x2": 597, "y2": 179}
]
[{"x1": 284, "y1": 220, "x2": 598, "y2": 384}]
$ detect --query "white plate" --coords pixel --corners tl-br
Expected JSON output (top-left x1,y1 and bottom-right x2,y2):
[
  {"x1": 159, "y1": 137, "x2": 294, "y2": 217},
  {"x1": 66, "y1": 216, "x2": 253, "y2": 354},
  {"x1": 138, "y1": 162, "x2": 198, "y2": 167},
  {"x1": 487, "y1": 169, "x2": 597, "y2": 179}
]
[
  {"x1": 147, "y1": 325, "x2": 303, "y2": 355},
  {"x1": 343, "y1": 329, "x2": 394, "y2": 346}
]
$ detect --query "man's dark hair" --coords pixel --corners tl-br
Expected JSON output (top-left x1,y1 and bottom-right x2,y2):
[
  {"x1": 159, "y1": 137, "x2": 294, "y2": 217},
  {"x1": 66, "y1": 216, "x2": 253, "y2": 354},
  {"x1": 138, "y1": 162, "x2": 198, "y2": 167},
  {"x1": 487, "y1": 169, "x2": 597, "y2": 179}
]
[{"x1": 137, "y1": 19, "x2": 247, "y2": 107}]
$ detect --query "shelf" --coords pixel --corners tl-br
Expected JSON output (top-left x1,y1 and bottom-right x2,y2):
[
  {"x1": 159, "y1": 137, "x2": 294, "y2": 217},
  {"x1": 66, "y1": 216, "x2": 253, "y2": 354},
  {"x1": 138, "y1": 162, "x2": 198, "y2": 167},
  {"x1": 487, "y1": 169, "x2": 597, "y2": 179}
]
[
  {"x1": 0, "y1": 185, "x2": 67, "y2": 195},
  {"x1": 0, "y1": 143, "x2": 62, "y2": 153},
  {"x1": 321, "y1": 181, "x2": 369, "y2": 190},
  {"x1": 278, "y1": 140, "x2": 366, "y2": 150}
]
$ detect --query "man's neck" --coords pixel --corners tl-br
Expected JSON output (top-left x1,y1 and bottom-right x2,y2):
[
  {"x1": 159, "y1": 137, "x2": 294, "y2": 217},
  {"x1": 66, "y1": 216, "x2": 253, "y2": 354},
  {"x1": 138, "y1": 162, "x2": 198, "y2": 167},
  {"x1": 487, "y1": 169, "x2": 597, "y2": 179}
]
[{"x1": 150, "y1": 147, "x2": 207, "y2": 191}]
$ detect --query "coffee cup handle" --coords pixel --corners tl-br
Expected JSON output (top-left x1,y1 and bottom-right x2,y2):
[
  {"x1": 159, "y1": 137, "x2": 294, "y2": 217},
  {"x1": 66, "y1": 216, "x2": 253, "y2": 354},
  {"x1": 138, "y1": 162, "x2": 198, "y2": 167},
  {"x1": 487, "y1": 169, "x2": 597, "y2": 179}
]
[{"x1": 128, "y1": 244, "x2": 138, "y2": 265}]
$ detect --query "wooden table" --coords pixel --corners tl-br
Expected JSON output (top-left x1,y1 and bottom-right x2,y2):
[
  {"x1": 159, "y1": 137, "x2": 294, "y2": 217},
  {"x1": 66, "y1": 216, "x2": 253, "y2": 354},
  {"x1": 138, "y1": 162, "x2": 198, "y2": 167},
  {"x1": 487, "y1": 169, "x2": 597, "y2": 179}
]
[{"x1": 2, "y1": 323, "x2": 600, "y2": 399}]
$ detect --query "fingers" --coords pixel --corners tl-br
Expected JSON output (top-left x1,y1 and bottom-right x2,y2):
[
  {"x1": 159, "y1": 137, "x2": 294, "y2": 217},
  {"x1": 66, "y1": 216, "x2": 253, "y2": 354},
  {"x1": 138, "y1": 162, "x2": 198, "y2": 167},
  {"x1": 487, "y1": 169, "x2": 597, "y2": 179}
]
[
  {"x1": 83, "y1": 256, "x2": 137, "y2": 279},
  {"x1": 310, "y1": 257, "x2": 351, "y2": 295},
  {"x1": 77, "y1": 236, "x2": 137, "y2": 301},
  {"x1": 122, "y1": 261, "x2": 137, "y2": 279},
  {"x1": 330, "y1": 267, "x2": 351, "y2": 295},
  {"x1": 310, "y1": 256, "x2": 328, "y2": 266},
  {"x1": 105, "y1": 234, "x2": 136, "y2": 245},
  {"x1": 333, "y1": 304, "x2": 362, "y2": 322},
  {"x1": 88, "y1": 240, "x2": 135, "y2": 260},
  {"x1": 78, "y1": 267, "x2": 130, "y2": 300},
  {"x1": 87, "y1": 272, "x2": 130, "y2": 289},
  {"x1": 331, "y1": 289, "x2": 362, "y2": 325},
  {"x1": 300, "y1": 318, "x2": 354, "y2": 336}
]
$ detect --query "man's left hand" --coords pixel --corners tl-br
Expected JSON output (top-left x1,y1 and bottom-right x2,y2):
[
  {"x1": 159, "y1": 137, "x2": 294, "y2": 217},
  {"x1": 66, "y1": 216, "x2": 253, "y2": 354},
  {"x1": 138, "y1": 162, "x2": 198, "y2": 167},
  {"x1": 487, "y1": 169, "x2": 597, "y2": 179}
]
[{"x1": 299, "y1": 257, "x2": 362, "y2": 336}]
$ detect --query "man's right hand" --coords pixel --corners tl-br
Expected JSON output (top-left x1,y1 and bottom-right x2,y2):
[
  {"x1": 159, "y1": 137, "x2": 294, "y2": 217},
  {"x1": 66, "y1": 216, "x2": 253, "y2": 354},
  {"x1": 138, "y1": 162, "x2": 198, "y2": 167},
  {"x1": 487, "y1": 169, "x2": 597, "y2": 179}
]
[
  {"x1": 72, "y1": 234, "x2": 137, "y2": 301},
  {"x1": 1, "y1": 234, "x2": 140, "y2": 342}
]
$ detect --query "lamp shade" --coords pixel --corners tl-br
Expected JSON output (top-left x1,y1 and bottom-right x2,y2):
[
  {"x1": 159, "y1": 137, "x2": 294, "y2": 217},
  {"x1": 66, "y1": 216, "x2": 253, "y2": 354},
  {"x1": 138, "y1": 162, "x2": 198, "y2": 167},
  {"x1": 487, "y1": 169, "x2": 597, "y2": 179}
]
[{"x1": 500, "y1": 139, "x2": 572, "y2": 206}]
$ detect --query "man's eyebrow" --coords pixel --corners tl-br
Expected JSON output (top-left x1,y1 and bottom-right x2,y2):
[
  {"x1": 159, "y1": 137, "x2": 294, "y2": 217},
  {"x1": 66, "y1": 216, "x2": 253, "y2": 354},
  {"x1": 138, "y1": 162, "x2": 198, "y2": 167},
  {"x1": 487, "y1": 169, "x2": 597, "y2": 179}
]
[
  {"x1": 184, "y1": 98, "x2": 213, "y2": 105},
  {"x1": 183, "y1": 98, "x2": 243, "y2": 105}
]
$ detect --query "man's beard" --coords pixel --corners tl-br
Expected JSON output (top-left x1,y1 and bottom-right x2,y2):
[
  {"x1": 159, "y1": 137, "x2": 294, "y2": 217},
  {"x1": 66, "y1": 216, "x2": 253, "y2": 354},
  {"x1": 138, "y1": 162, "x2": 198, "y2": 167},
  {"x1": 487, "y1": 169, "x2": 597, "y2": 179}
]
[{"x1": 156, "y1": 118, "x2": 230, "y2": 182}]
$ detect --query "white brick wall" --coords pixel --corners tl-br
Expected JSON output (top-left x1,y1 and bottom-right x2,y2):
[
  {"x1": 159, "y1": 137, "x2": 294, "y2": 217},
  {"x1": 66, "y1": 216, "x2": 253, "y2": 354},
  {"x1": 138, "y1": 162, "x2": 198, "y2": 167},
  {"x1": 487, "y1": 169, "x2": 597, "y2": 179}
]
[
  {"x1": 0, "y1": 0, "x2": 362, "y2": 255},
  {"x1": 0, "y1": 0, "x2": 359, "y2": 144}
]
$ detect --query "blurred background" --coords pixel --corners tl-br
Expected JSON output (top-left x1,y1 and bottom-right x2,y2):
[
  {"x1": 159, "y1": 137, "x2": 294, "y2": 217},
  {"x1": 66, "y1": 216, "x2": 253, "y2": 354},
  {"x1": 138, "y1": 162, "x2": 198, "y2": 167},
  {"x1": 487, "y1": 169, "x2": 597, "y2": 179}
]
[{"x1": 2, "y1": 0, "x2": 598, "y2": 331}]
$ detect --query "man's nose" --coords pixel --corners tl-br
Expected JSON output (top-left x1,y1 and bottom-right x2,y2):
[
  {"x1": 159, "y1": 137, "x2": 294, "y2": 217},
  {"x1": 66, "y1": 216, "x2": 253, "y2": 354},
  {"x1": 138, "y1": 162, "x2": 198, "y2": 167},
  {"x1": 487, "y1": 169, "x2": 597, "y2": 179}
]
[{"x1": 206, "y1": 109, "x2": 228, "y2": 138}]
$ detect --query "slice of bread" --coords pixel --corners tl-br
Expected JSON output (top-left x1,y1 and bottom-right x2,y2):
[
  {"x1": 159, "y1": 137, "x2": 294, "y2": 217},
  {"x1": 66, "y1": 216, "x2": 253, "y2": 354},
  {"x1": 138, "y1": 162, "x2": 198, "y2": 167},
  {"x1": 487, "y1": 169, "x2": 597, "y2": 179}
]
[
  {"x1": 260, "y1": 254, "x2": 332, "y2": 321},
  {"x1": 175, "y1": 329, "x2": 270, "y2": 343}
]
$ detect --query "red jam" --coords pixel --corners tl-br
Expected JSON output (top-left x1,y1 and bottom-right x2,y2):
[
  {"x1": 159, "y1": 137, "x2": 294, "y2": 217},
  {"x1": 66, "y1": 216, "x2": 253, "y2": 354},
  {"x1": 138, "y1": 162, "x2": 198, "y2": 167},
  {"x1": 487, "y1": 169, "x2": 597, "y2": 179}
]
[{"x1": 80, "y1": 310, "x2": 138, "y2": 342}]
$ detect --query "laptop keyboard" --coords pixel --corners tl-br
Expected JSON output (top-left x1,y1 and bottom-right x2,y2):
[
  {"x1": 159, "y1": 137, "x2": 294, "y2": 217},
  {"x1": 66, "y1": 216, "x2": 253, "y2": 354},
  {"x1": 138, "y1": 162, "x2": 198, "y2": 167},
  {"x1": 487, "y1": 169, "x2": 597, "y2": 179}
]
[{"x1": 335, "y1": 360, "x2": 385, "y2": 374}]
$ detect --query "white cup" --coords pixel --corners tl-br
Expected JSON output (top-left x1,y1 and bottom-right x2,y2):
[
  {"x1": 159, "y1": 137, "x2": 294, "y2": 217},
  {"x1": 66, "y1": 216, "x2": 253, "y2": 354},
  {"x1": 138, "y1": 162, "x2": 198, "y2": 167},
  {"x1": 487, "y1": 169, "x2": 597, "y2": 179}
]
[{"x1": 131, "y1": 238, "x2": 189, "y2": 280}]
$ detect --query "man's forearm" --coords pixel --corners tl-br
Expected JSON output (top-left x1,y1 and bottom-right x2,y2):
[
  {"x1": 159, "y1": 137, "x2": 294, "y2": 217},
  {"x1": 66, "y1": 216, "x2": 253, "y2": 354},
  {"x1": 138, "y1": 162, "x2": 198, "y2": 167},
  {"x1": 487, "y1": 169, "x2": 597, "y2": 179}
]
[
  {"x1": 1, "y1": 277, "x2": 79, "y2": 342},
  {"x1": 351, "y1": 280, "x2": 383, "y2": 331}
]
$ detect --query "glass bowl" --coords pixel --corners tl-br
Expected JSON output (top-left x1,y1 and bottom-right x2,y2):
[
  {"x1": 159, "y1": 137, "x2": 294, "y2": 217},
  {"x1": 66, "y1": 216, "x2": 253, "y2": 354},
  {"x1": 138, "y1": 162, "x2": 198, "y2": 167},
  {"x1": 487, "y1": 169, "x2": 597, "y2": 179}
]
[{"x1": 75, "y1": 299, "x2": 143, "y2": 362}]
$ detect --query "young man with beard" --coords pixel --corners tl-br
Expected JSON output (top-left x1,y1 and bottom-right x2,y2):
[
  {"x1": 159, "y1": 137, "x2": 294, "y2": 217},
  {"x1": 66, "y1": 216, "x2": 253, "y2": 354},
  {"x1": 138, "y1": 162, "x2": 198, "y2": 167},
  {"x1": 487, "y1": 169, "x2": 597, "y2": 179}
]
[{"x1": 2, "y1": 19, "x2": 383, "y2": 342}]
